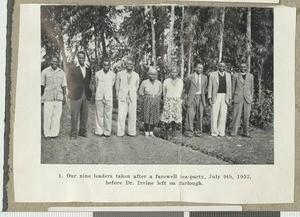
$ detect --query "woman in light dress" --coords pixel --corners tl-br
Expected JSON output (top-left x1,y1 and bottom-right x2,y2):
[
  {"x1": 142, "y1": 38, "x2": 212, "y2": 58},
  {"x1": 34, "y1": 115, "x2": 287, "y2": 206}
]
[
  {"x1": 161, "y1": 67, "x2": 184, "y2": 139},
  {"x1": 138, "y1": 67, "x2": 162, "y2": 137}
]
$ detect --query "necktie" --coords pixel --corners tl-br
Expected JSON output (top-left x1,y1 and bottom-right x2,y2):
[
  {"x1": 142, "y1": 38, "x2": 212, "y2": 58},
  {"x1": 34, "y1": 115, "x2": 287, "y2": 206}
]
[{"x1": 196, "y1": 75, "x2": 200, "y2": 92}]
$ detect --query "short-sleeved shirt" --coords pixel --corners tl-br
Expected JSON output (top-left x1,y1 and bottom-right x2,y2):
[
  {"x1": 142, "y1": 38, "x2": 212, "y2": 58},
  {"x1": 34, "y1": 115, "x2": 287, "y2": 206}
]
[
  {"x1": 95, "y1": 69, "x2": 116, "y2": 100},
  {"x1": 41, "y1": 66, "x2": 67, "y2": 102},
  {"x1": 163, "y1": 78, "x2": 183, "y2": 98},
  {"x1": 139, "y1": 79, "x2": 162, "y2": 97}
]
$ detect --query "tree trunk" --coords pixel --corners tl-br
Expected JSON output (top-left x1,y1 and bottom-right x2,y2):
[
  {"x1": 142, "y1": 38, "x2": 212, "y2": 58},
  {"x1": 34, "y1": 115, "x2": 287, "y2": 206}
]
[
  {"x1": 94, "y1": 31, "x2": 98, "y2": 69},
  {"x1": 101, "y1": 31, "x2": 107, "y2": 58},
  {"x1": 41, "y1": 7, "x2": 68, "y2": 73},
  {"x1": 180, "y1": 6, "x2": 185, "y2": 79},
  {"x1": 258, "y1": 62, "x2": 263, "y2": 103},
  {"x1": 160, "y1": 29, "x2": 166, "y2": 82},
  {"x1": 246, "y1": 7, "x2": 251, "y2": 73},
  {"x1": 218, "y1": 7, "x2": 225, "y2": 62},
  {"x1": 167, "y1": 5, "x2": 175, "y2": 69},
  {"x1": 187, "y1": 46, "x2": 193, "y2": 76},
  {"x1": 150, "y1": 6, "x2": 157, "y2": 69}
]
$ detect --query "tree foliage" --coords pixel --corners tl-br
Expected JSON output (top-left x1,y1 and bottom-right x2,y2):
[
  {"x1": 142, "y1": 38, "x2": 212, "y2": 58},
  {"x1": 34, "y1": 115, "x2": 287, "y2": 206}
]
[{"x1": 41, "y1": 5, "x2": 274, "y2": 128}]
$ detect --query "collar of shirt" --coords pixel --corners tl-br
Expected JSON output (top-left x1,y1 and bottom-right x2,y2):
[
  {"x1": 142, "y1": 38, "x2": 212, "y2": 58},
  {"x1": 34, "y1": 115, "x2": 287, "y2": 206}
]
[
  {"x1": 241, "y1": 73, "x2": 247, "y2": 76},
  {"x1": 219, "y1": 71, "x2": 225, "y2": 76},
  {"x1": 50, "y1": 66, "x2": 60, "y2": 72},
  {"x1": 76, "y1": 62, "x2": 89, "y2": 68}
]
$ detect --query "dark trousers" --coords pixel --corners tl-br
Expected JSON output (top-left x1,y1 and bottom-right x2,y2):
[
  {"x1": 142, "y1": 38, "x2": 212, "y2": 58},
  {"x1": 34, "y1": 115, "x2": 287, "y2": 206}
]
[
  {"x1": 231, "y1": 100, "x2": 251, "y2": 136},
  {"x1": 186, "y1": 94, "x2": 204, "y2": 133},
  {"x1": 70, "y1": 90, "x2": 88, "y2": 136}
]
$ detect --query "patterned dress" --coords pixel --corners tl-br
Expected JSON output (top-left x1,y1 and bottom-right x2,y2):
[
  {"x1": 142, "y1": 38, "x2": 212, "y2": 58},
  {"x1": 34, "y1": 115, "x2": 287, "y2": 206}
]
[
  {"x1": 161, "y1": 78, "x2": 183, "y2": 123},
  {"x1": 139, "y1": 79, "x2": 162, "y2": 125}
]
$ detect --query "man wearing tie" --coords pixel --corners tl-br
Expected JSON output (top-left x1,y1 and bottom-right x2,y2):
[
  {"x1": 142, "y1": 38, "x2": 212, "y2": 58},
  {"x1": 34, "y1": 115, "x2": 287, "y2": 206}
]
[
  {"x1": 184, "y1": 63, "x2": 207, "y2": 138},
  {"x1": 208, "y1": 62, "x2": 232, "y2": 137},
  {"x1": 230, "y1": 63, "x2": 254, "y2": 137},
  {"x1": 67, "y1": 51, "x2": 92, "y2": 139}
]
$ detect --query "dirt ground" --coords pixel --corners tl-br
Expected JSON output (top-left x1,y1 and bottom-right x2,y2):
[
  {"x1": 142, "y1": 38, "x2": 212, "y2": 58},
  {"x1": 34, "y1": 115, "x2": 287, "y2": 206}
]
[{"x1": 41, "y1": 102, "x2": 273, "y2": 165}]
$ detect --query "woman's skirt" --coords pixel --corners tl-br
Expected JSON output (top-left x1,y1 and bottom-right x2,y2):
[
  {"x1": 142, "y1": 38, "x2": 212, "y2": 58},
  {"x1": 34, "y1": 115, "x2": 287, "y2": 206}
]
[
  {"x1": 140, "y1": 95, "x2": 161, "y2": 125},
  {"x1": 161, "y1": 97, "x2": 182, "y2": 124}
]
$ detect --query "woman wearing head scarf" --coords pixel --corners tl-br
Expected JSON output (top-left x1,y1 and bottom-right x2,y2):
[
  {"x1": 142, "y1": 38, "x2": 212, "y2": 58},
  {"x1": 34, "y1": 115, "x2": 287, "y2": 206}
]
[
  {"x1": 161, "y1": 66, "x2": 184, "y2": 139},
  {"x1": 138, "y1": 67, "x2": 162, "y2": 137}
]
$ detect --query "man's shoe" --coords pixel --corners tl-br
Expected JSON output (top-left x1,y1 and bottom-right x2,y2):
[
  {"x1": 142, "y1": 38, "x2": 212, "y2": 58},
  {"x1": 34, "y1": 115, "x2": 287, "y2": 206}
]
[
  {"x1": 230, "y1": 132, "x2": 237, "y2": 137},
  {"x1": 127, "y1": 134, "x2": 136, "y2": 137},
  {"x1": 70, "y1": 135, "x2": 77, "y2": 139},
  {"x1": 195, "y1": 132, "x2": 202, "y2": 137},
  {"x1": 149, "y1": 132, "x2": 155, "y2": 137},
  {"x1": 78, "y1": 133, "x2": 88, "y2": 138},
  {"x1": 242, "y1": 133, "x2": 251, "y2": 138},
  {"x1": 104, "y1": 134, "x2": 111, "y2": 138},
  {"x1": 184, "y1": 132, "x2": 193, "y2": 138}
]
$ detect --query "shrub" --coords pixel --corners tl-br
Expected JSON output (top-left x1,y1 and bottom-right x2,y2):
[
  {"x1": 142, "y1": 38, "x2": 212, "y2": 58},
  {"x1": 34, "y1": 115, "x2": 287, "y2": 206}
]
[{"x1": 250, "y1": 89, "x2": 274, "y2": 129}]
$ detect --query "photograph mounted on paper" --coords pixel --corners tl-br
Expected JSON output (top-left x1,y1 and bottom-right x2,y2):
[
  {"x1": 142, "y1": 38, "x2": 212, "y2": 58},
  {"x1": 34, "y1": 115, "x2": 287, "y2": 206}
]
[{"x1": 40, "y1": 5, "x2": 274, "y2": 165}]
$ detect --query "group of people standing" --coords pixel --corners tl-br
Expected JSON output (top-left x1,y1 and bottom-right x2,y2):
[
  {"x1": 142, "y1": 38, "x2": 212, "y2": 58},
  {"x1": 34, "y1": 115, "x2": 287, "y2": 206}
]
[{"x1": 41, "y1": 51, "x2": 254, "y2": 141}]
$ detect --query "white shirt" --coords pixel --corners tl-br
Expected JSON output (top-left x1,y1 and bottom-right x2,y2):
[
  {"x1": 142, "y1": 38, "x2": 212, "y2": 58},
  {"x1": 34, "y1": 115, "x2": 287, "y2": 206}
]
[
  {"x1": 95, "y1": 69, "x2": 116, "y2": 100},
  {"x1": 80, "y1": 65, "x2": 86, "y2": 78},
  {"x1": 195, "y1": 73, "x2": 202, "y2": 95},
  {"x1": 163, "y1": 78, "x2": 183, "y2": 98}
]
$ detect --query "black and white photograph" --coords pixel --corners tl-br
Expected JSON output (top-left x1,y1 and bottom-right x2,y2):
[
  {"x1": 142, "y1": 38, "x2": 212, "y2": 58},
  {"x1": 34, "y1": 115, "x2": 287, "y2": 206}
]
[
  {"x1": 40, "y1": 5, "x2": 274, "y2": 165},
  {"x1": 13, "y1": 2, "x2": 295, "y2": 204}
]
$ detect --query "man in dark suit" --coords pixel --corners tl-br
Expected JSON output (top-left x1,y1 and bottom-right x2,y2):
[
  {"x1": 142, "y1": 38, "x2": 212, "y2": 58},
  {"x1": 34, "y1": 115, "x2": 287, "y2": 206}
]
[
  {"x1": 67, "y1": 51, "x2": 92, "y2": 139},
  {"x1": 230, "y1": 63, "x2": 254, "y2": 137},
  {"x1": 184, "y1": 63, "x2": 207, "y2": 137}
]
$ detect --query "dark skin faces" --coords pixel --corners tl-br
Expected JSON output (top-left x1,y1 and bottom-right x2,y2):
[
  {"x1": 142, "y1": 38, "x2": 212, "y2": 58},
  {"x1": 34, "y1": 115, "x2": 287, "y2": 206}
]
[
  {"x1": 78, "y1": 53, "x2": 86, "y2": 67},
  {"x1": 148, "y1": 71, "x2": 157, "y2": 82},
  {"x1": 240, "y1": 63, "x2": 247, "y2": 74},
  {"x1": 103, "y1": 61, "x2": 110, "y2": 73},
  {"x1": 170, "y1": 67, "x2": 178, "y2": 79},
  {"x1": 126, "y1": 60, "x2": 134, "y2": 73},
  {"x1": 194, "y1": 64, "x2": 204, "y2": 75},
  {"x1": 218, "y1": 62, "x2": 226, "y2": 73},
  {"x1": 50, "y1": 57, "x2": 59, "y2": 70}
]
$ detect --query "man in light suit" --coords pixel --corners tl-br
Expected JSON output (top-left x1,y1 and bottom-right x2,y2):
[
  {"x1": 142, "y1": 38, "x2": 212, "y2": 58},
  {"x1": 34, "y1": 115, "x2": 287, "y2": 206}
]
[
  {"x1": 115, "y1": 59, "x2": 140, "y2": 137},
  {"x1": 94, "y1": 58, "x2": 116, "y2": 137},
  {"x1": 67, "y1": 51, "x2": 92, "y2": 139},
  {"x1": 230, "y1": 63, "x2": 254, "y2": 137},
  {"x1": 184, "y1": 63, "x2": 207, "y2": 138},
  {"x1": 208, "y1": 62, "x2": 232, "y2": 137}
]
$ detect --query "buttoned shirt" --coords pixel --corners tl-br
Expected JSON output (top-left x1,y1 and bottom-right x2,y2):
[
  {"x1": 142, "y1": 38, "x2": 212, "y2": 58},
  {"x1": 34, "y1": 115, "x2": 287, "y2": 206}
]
[
  {"x1": 95, "y1": 69, "x2": 116, "y2": 101},
  {"x1": 41, "y1": 66, "x2": 66, "y2": 102},
  {"x1": 195, "y1": 73, "x2": 202, "y2": 95},
  {"x1": 80, "y1": 65, "x2": 86, "y2": 78}
]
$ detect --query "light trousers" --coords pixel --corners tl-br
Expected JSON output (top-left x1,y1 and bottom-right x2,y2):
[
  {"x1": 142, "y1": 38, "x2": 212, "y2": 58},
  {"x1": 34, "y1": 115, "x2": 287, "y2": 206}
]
[
  {"x1": 43, "y1": 101, "x2": 62, "y2": 137},
  {"x1": 211, "y1": 93, "x2": 228, "y2": 136},
  {"x1": 231, "y1": 100, "x2": 251, "y2": 136},
  {"x1": 95, "y1": 99, "x2": 113, "y2": 136},
  {"x1": 117, "y1": 99, "x2": 137, "y2": 136}
]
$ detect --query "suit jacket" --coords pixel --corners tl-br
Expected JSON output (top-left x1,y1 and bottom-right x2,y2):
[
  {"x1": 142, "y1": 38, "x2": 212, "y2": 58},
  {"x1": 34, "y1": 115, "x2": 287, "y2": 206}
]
[
  {"x1": 208, "y1": 71, "x2": 232, "y2": 105},
  {"x1": 232, "y1": 73, "x2": 254, "y2": 104},
  {"x1": 67, "y1": 64, "x2": 92, "y2": 100},
  {"x1": 115, "y1": 70, "x2": 140, "y2": 102},
  {"x1": 184, "y1": 73, "x2": 207, "y2": 107}
]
